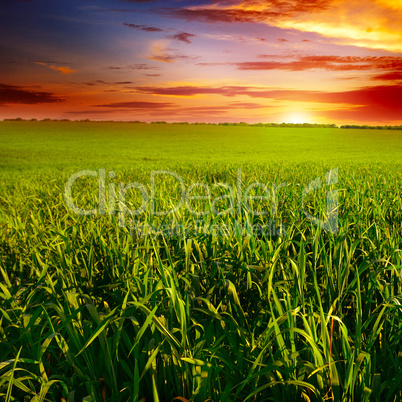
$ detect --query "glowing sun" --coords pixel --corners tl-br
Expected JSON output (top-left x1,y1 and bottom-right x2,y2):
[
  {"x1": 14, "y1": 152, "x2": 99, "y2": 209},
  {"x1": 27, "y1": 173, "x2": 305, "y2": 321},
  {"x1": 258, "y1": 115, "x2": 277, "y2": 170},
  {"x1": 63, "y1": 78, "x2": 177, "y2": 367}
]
[{"x1": 284, "y1": 112, "x2": 311, "y2": 124}]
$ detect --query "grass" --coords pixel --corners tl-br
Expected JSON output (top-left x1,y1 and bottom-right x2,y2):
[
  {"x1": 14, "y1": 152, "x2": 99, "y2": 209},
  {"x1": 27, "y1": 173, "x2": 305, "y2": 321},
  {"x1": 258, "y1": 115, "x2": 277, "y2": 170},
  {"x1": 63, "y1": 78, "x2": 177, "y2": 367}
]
[{"x1": 0, "y1": 121, "x2": 401, "y2": 401}]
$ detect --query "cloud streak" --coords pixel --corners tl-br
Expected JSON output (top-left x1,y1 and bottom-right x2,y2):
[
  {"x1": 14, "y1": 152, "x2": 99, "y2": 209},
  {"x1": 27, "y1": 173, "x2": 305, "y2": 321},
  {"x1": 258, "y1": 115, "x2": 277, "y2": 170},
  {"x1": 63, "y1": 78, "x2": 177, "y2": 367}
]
[
  {"x1": 0, "y1": 83, "x2": 64, "y2": 105},
  {"x1": 36, "y1": 62, "x2": 76, "y2": 74},
  {"x1": 123, "y1": 22, "x2": 164, "y2": 32},
  {"x1": 371, "y1": 71, "x2": 402, "y2": 81},
  {"x1": 237, "y1": 56, "x2": 402, "y2": 72},
  {"x1": 167, "y1": 32, "x2": 195, "y2": 44},
  {"x1": 95, "y1": 101, "x2": 173, "y2": 109},
  {"x1": 197, "y1": 55, "x2": 402, "y2": 76},
  {"x1": 107, "y1": 64, "x2": 159, "y2": 70},
  {"x1": 123, "y1": 23, "x2": 196, "y2": 44}
]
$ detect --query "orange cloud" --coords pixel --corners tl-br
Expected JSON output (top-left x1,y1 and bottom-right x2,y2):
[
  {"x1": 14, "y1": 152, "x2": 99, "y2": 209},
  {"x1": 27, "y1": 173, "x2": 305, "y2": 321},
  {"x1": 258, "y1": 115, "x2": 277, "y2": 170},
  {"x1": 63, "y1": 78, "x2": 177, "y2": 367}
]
[
  {"x1": 166, "y1": 0, "x2": 402, "y2": 52},
  {"x1": 147, "y1": 40, "x2": 195, "y2": 63},
  {"x1": 36, "y1": 62, "x2": 76, "y2": 74},
  {"x1": 147, "y1": 40, "x2": 177, "y2": 63},
  {"x1": 49, "y1": 65, "x2": 76, "y2": 74},
  {"x1": 275, "y1": 0, "x2": 402, "y2": 52}
]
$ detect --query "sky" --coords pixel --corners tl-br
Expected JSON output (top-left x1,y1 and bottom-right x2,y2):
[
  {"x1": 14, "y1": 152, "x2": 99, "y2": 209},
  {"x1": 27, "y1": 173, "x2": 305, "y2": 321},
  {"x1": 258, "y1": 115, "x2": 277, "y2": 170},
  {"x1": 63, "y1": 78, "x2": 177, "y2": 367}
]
[{"x1": 1, "y1": 0, "x2": 402, "y2": 124}]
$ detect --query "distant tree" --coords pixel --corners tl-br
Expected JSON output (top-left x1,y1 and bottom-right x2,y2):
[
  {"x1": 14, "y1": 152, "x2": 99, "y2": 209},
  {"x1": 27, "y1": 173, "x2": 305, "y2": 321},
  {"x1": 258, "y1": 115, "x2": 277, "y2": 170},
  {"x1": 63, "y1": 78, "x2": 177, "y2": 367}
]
[{"x1": 341, "y1": 124, "x2": 402, "y2": 130}]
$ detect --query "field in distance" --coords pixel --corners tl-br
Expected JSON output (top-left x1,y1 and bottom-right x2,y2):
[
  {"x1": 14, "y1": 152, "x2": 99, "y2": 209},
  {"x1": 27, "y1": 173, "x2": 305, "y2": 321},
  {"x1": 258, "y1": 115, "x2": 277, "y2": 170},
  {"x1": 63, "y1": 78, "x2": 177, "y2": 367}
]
[{"x1": 0, "y1": 121, "x2": 402, "y2": 175}]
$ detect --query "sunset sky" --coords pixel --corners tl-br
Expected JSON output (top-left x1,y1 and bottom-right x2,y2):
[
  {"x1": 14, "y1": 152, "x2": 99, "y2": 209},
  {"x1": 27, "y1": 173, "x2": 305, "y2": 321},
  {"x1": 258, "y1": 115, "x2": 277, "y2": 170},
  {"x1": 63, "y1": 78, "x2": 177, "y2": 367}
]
[{"x1": 1, "y1": 0, "x2": 402, "y2": 124}]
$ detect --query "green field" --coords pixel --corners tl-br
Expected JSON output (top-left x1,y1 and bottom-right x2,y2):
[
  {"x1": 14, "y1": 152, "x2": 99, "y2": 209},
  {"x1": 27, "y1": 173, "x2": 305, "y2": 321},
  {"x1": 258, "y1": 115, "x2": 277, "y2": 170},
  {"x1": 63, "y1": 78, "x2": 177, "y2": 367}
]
[{"x1": 0, "y1": 121, "x2": 402, "y2": 401}]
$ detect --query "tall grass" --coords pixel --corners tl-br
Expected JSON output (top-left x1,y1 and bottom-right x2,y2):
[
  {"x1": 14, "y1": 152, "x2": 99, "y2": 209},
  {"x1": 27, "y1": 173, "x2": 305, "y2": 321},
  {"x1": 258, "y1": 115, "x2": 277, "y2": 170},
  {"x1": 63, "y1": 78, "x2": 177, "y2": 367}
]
[{"x1": 1, "y1": 160, "x2": 401, "y2": 401}]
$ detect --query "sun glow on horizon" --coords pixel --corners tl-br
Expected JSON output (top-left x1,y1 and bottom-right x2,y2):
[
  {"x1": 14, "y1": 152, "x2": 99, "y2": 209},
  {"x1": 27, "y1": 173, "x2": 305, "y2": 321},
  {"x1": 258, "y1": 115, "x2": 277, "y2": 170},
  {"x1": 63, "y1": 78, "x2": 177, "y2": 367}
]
[{"x1": 283, "y1": 112, "x2": 312, "y2": 124}]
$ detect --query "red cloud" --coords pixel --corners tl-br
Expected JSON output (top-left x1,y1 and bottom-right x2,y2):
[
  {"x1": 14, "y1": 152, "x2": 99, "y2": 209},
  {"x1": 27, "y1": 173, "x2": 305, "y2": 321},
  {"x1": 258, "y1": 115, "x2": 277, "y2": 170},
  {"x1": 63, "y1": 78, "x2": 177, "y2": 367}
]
[
  {"x1": 236, "y1": 56, "x2": 402, "y2": 72},
  {"x1": 309, "y1": 85, "x2": 402, "y2": 109},
  {"x1": 371, "y1": 71, "x2": 402, "y2": 81},
  {"x1": 315, "y1": 103, "x2": 402, "y2": 123}
]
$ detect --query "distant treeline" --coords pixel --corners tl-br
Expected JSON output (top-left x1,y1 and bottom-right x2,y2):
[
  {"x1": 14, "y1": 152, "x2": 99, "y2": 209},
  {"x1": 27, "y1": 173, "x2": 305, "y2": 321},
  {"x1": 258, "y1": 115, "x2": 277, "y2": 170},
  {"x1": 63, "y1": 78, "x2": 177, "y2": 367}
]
[
  {"x1": 1, "y1": 118, "x2": 337, "y2": 128},
  {"x1": 173, "y1": 122, "x2": 339, "y2": 128},
  {"x1": 2, "y1": 118, "x2": 402, "y2": 130},
  {"x1": 340, "y1": 124, "x2": 402, "y2": 130}
]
